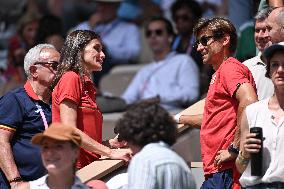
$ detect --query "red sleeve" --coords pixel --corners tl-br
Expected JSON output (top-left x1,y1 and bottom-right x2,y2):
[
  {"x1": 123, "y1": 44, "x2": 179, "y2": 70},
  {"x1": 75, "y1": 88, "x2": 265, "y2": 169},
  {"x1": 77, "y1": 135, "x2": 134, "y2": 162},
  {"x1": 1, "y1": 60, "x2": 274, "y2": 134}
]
[
  {"x1": 56, "y1": 71, "x2": 82, "y2": 105},
  {"x1": 220, "y1": 58, "x2": 253, "y2": 97}
]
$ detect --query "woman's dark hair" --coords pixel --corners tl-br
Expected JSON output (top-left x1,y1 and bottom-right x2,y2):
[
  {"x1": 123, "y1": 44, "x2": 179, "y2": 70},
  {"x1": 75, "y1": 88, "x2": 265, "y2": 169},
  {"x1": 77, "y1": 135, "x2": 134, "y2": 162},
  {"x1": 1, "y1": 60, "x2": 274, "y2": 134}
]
[
  {"x1": 114, "y1": 102, "x2": 177, "y2": 147},
  {"x1": 51, "y1": 30, "x2": 101, "y2": 89},
  {"x1": 193, "y1": 17, "x2": 237, "y2": 55}
]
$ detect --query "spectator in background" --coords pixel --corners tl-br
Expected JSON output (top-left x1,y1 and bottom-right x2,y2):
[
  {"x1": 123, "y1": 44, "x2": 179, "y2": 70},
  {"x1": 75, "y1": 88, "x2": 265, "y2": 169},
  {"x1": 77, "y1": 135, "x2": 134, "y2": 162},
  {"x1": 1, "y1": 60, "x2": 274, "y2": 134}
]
[
  {"x1": 237, "y1": 42, "x2": 284, "y2": 189},
  {"x1": 51, "y1": 30, "x2": 131, "y2": 169},
  {"x1": 4, "y1": 12, "x2": 41, "y2": 92},
  {"x1": 267, "y1": 7, "x2": 284, "y2": 44},
  {"x1": 171, "y1": 0, "x2": 213, "y2": 96},
  {"x1": 176, "y1": 17, "x2": 258, "y2": 189},
  {"x1": 114, "y1": 102, "x2": 196, "y2": 189},
  {"x1": 122, "y1": 16, "x2": 200, "y2": 112},
  {"x1": 0, "y1": 44, "x2": 60, "y2": 189},
  {"x1": 171, "y1": 0, "x2": 203, "y2": 68},
  {"x1": 243, "y1": 7, "x2": 274, "y2": 100},
  {"x1": 74, "y1": 0, "x2": 141, "y2": 86},
  {"x1": 16, "y1": 123, "x2": 90, "y2": 189},
  {"x1": 35, "y1": 14, "x2": 65, "y2": 52}
]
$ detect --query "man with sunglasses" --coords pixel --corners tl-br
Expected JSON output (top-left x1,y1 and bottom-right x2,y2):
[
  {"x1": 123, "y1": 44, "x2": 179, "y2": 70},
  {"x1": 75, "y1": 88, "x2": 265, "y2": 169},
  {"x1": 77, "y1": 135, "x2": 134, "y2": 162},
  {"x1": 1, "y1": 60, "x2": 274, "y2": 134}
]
[
  {"x1": 122, "y1": 16, "x2": 200, "y2": 111},
  {"x1": 0, "y1": 44, "x2": 60, "y2": 189},
  {"x1": 176, "y1": 17, "x2": 258, "y2": 189}
]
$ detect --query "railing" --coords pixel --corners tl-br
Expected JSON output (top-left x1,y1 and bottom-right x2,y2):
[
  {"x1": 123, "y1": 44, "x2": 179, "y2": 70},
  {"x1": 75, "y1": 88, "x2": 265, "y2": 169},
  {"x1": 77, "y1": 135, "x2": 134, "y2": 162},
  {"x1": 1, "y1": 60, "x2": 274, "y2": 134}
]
[{"x1": 76, "y1": 99, "x2": 205, "y2": 183}]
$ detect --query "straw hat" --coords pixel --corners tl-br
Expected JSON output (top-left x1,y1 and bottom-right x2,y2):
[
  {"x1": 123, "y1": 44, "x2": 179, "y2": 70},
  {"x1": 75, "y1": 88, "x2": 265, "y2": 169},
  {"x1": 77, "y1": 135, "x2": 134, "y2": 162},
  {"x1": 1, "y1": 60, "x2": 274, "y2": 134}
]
[{"x1": 31, "y1": 122, "x2": 81, "y2": 147}]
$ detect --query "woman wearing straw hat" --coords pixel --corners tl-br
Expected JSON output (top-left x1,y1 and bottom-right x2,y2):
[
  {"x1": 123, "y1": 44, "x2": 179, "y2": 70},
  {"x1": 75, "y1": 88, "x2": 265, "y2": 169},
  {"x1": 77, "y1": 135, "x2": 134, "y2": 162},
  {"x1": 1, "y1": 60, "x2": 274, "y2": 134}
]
[{"x1": 16, "y1": 122, "x2": 101, "y2": 189}]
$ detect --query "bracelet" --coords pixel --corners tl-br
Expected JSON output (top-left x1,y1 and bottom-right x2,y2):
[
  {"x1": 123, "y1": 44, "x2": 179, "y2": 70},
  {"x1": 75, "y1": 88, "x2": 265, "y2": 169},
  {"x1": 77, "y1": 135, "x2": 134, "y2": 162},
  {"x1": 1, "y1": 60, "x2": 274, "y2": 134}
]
[
  {"x1": 237, "y1": 151, "x2": 250, "y2": 166},
  {"x1": 8, "y1": 177, "x2": 23, "y2": 183},
  {"x1": 174, "y1": 114, "x2": 181, "y2": 123}
]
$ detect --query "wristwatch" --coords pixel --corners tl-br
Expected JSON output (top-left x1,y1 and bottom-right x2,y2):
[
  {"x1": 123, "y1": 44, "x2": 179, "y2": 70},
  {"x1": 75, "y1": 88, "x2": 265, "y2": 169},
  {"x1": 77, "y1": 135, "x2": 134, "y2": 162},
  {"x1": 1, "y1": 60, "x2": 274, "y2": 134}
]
[{"x1": 228, "y1": 143, "x2": 239, "y2": 154}]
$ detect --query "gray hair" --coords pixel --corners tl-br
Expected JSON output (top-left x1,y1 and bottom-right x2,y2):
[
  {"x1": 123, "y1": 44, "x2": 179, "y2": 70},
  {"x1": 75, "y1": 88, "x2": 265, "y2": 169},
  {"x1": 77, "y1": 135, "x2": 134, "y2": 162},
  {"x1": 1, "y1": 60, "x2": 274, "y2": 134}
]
[
  {"x1": 255, "y1": 7, "x2": 273, "y2": 22},
  {"x1": 24, "y1": 44, "x2": 56, "y2": 77}
]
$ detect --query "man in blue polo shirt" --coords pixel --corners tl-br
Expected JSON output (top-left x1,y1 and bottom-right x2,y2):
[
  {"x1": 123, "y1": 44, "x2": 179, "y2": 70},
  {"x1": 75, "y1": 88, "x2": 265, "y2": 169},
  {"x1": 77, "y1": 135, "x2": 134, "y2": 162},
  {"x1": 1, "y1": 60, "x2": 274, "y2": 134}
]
[{"x1": 0, "y1": 44, "x2": 60, "y2": 189}]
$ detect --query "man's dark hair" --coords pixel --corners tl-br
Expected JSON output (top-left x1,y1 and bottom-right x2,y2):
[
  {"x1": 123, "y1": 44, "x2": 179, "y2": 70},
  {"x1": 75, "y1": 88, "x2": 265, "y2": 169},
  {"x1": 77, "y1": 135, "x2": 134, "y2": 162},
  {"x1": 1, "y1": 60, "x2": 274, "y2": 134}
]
[
  {"x1": 145, "y1": 16, "x2": 175, "y2": 36},
  {"x1": 193, "y1": 17, "x2": 237, "y2": 54},
  {"x1": 114, "y1": 102, "x2": 177, "y2": 147},
  {"x1": 171, "y1": 0, "x2": 203, "y2": 20}
]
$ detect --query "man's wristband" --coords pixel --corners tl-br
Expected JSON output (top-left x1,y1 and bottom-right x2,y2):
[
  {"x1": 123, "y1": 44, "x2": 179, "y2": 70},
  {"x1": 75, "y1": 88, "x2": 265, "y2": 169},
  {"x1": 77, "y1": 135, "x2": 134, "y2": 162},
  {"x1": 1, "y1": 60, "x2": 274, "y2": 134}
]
[
  {"x1": 9, "y1": 176, "x2": 23, "y2": 183},
  {"x1": 228, "y1": 143, "x2": 239, "y2": 154}
]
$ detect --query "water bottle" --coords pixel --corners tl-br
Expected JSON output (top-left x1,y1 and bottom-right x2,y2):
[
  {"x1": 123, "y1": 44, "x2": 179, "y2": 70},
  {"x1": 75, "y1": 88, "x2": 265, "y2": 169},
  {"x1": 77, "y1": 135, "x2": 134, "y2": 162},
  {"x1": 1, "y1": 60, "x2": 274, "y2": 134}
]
[{"x1": 250, "y1": 127, "x2": 263, "y2": 176}]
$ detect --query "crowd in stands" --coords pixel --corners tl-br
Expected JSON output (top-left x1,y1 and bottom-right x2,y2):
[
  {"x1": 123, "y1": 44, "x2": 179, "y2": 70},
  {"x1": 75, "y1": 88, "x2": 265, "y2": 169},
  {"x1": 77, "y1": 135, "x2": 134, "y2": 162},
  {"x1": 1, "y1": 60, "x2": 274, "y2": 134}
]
[{"x1": 0, "y1": 0, "x2": 284, "y2": 188}]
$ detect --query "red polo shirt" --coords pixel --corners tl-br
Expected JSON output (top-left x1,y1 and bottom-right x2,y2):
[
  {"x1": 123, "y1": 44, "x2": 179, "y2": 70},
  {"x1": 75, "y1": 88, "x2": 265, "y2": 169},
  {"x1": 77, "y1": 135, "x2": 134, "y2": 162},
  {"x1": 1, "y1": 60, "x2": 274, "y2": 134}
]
[
  {"x1": 201, "y1": 57, "x2": 256, "y2": 176},
  {"x1": 52, "y1": 71, "x2": 103, "y2": 168}
]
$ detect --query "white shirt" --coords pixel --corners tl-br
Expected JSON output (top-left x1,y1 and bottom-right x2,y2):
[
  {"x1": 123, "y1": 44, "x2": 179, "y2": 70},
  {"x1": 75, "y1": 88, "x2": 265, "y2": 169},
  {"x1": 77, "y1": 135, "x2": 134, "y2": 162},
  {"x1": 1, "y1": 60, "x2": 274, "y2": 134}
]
[
  {"x1": 127, "y1": 142, "x2": 196, "y2": 189},
  {"x1": 29, "y1": 175, "x2": 89, "y2": 189},
  {"x1": 240, "y1": 99, "x2": 284, "y2": 187},
  {"x1": 74, "y1": 19, "x2": 141, "y2": 64},
  {"x1": 121, "y1": 52, "x2": 200, "y2": 111},
  {"x1": 243, "y1": 52, "x2": 274, "y2": 100}
]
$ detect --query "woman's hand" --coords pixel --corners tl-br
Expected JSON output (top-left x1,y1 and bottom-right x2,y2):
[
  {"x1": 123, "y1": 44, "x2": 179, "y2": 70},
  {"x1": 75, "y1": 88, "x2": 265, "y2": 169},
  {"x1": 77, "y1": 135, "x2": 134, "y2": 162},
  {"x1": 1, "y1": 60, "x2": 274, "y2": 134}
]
[
  {"x1": 243, "y1": 133, "x2": 262, "y2": 158},
  {"x1": 109, "y1": 148, "x2": 132, "y2": 162},
  {"x1": 109, "y1": 137, "x2": 127, "y2": 149}
]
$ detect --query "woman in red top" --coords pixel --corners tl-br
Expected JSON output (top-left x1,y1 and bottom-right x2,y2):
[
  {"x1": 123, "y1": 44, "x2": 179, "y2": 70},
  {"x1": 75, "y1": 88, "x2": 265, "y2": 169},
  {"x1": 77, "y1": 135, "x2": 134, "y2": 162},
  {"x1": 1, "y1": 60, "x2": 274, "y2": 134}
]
[{"x1": 51, "y1": 30, "x2": 131, "y2": 168}]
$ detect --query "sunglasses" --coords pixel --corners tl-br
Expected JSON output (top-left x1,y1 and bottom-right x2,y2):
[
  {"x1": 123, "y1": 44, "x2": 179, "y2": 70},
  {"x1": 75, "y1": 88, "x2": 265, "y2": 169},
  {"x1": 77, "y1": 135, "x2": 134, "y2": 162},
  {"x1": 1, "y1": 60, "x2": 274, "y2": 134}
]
[
  {"x1": 145, "y1": 29, "x2": 164, "y2": 38},
  {"x1": 34, "y1": 61, "x2": 59, "y2": 70},
  {"x1": 195, "y1": 35, "x2": 215, "y2": 46}
]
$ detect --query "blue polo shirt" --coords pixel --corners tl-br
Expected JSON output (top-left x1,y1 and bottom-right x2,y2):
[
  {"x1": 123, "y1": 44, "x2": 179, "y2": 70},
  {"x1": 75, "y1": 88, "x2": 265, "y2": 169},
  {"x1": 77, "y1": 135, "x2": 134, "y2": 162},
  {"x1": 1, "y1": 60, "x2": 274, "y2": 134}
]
[{"x1": 0, "y1": 81, "x2": 51, "y2": 188}]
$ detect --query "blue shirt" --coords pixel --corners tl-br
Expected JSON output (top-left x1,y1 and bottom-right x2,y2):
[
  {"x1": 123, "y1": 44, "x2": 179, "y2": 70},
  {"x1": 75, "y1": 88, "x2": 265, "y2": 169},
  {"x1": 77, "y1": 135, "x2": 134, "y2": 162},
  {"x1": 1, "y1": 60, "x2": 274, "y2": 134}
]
[
  {"x1": 127, "y1": 142, "x2": 196, "y2": 189},
  {"x1": 0, "y1": 81, "x2": 51, "y2": 188}
]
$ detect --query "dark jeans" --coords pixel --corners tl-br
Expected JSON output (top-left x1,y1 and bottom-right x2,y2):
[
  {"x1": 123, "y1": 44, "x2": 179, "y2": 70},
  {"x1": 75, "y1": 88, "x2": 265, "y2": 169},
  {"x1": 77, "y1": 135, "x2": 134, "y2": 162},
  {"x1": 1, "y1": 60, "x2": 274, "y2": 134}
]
[
  {"x1": 200, "y1": 169, "x2": 233, "y2": 189},
  {"x1": 245, "y1": 182, "x2": 284, "y2": 189}
]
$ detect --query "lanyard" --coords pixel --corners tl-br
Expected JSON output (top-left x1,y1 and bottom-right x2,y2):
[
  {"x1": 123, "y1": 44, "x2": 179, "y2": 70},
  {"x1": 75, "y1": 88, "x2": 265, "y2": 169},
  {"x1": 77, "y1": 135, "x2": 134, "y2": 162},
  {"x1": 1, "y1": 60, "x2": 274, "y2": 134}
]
[
  {"x1": 139, "y1": 52, "x2": 176, "y2": 98},
  {"x1": 35, "y1": 102, "x2": 49, "y2": 130}
]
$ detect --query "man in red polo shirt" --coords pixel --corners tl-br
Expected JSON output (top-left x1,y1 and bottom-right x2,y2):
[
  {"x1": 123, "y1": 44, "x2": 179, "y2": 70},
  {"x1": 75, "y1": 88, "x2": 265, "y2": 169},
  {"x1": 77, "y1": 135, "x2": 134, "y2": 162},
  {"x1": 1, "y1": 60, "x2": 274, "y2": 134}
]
[{"x1": 176, "y1": 17, "x2": 258, "y2": 189}]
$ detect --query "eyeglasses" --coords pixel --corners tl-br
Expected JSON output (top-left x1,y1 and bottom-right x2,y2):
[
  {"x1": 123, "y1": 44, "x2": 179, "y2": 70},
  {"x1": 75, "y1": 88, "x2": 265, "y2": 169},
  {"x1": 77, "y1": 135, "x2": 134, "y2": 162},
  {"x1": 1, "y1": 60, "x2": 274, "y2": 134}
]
[
  {"x1": 145, "y1": 29, "x2": 164, "y2": 38},
  {"x1": 173, "y1": 15, "x2": 191, "y2": 22},
  {"x1": 34, "y1": 61, "x2": 59, "y2": 71},
  {"x1": 195, "y1": 35, "x2": 215, "y2": 46}
]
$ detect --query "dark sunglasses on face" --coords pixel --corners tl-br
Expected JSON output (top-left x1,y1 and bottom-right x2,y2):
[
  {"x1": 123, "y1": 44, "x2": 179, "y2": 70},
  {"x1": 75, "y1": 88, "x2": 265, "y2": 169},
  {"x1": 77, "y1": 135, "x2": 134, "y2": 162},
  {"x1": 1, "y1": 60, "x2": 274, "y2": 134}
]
[
  {"x1": 145, "y1": 29, "x2": 164, "y2": 38},
  {"x1": 195, "y1": 35, "x2": 215, "y2": 46},
  {"x1": 34, "y1": 61, "x2": 59, "y2": 70}
]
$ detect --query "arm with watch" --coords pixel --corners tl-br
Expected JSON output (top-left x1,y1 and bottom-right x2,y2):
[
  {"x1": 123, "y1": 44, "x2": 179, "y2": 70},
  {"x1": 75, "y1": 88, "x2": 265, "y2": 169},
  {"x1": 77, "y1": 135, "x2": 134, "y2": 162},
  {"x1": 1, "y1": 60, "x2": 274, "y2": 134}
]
[
  {"x1": 215, "y1": 83, "x2": 258, "y2": 167},
  {"x1": 0, "y1": 128, "x2": 24, "y2": 188}
]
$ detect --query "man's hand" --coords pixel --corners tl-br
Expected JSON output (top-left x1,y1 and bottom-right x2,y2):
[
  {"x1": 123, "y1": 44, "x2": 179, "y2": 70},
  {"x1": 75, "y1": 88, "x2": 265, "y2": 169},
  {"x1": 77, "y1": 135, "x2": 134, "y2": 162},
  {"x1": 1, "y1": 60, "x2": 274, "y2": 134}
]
[{"x1": 214, "y1": 150, "x2": 237, "y2": 167}]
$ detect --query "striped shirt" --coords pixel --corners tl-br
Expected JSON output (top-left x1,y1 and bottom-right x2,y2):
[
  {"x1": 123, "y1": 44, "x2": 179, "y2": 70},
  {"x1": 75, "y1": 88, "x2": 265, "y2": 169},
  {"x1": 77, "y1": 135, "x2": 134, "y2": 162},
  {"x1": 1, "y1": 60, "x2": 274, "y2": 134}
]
[{"x1": 127, "y1": 141, "x2": 196, "y2": 189}]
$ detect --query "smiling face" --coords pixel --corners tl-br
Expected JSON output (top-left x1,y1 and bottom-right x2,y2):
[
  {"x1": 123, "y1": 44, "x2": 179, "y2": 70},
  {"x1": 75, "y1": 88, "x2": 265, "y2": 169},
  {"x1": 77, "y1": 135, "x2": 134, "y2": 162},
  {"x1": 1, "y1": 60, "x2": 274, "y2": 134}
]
[
  {"x1": 196, "y1": 28, "x2": 226, "y2": 70},
  {"x1": 41, "y1": 138, "x2": 79, "y2": 173},
  {"x1": 82, "y1": 39, "x2": 105, "y2": 72},
  {"x1": 254, "y1": 19, "x2": 271, "y2": 52}
]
